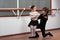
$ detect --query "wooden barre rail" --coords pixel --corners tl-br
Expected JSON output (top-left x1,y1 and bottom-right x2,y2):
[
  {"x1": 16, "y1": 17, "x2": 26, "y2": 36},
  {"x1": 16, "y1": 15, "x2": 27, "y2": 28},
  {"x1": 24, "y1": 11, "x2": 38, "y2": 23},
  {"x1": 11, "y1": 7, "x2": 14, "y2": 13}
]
[
  {"x1": 52, "y1": 9, "x2": 60, "y2": 10},
  {"x1": 0, "y1": 8, "x2": 49, "y2": 11},
  {"x1": 0, "y1": 8, "x2": 60, "y2": 11},
  {"x1": 0, "y1": 8, "x2": 39, "y2": 10},
  {"x1": 0, "y1": 8, "x2": 24, "y2": 10},
  {"x1": 0, "y1": 8, "x2": 45, "y2": 11}
]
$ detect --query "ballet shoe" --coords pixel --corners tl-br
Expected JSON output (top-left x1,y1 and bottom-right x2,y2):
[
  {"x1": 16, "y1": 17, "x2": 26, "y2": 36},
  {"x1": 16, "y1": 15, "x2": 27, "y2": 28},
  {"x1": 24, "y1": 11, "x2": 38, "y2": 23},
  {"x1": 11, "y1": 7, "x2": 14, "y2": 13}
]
[
  {"x1": 29, "y1": 36, "x2": 38, "y2": 38},
  {"x1": 35, "y1": 32, "x2": 39, "y2": 37},
  {"x1": 48, "y1": 32, "x2": 53, "y2": 36},
  {"x1": 29, "y1": 35, "x2": 39, "y2": 38}
]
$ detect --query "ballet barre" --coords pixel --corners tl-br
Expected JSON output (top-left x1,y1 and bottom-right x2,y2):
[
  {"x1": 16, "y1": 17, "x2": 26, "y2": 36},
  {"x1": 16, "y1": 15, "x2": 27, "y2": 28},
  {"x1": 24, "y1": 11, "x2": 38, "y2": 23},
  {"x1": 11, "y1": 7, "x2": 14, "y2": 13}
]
[
  {"x1": 0, "y1": 8, "x2": 60, "y2": 17},
  {"x1": 0, "y1": 8, "x2": 48, "y2": 11},
  {"x1": 51, "y1": 8, "x2": 60, "y2": 11},
  {"x1": 0, "y1": 8, "x2": 25, "y2": 10}
]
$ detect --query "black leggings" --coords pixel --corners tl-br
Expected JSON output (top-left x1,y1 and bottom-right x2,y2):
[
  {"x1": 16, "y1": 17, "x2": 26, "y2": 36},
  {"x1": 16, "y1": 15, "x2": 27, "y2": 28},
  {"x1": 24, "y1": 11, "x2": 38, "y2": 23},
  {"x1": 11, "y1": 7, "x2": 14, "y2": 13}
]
[{"x1": 40, "y1": 27, "x2": 50, "y2": 37}]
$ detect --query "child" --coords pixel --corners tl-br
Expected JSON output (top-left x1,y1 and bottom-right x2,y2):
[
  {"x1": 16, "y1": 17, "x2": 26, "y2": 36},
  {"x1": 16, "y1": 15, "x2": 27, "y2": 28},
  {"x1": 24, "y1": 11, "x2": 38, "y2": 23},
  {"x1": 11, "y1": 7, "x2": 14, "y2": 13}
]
[
  {"x1": 28, "y1": 5, "x2": 40, "y2": 38},
  {"x1": 37, "y1": 7, "x2": 53, "y2": 38}
]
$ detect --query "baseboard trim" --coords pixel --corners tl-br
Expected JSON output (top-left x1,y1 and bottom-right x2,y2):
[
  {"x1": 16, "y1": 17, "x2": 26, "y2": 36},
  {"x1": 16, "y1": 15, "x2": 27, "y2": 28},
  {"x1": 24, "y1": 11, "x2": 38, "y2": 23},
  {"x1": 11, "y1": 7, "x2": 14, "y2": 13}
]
[{"x1": 0, "y1": 28, "x2": 60, "y2": 38}]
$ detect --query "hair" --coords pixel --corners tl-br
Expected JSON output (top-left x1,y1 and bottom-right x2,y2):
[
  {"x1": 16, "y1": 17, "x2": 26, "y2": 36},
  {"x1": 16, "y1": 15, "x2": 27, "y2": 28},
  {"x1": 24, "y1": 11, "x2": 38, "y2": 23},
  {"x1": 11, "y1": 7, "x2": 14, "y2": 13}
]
[
  {"x1": 42, "y1": 7, "x2": 49, "y2": 15},
  {"x1": 30, "y1": 5, "x2": 35, "y2": 9}
]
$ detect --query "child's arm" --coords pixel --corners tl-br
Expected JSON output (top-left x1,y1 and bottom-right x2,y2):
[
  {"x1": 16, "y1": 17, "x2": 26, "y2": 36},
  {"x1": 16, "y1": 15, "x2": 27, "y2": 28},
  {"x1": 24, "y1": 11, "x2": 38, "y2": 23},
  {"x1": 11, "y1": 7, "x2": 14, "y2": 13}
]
[
  {"x1": 31, "y1": 13, "x2": 40, "y2": 19},
  {"x1": 38, "y1": 14, "x2": 42, "y2": 19},
  {"x1": 30, "y1": 14, "x2": 36, "y2": 19}
]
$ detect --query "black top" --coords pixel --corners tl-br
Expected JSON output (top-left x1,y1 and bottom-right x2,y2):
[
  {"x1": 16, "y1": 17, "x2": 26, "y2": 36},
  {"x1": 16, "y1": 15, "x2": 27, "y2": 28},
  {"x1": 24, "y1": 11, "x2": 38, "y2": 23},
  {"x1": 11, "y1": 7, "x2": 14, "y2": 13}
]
[
  {"x1": 38, "y1": 14, "x2": 48, "y2": 20},
  {"x1": 37, "y1": 14, "x2": 48, "y2": 28}
]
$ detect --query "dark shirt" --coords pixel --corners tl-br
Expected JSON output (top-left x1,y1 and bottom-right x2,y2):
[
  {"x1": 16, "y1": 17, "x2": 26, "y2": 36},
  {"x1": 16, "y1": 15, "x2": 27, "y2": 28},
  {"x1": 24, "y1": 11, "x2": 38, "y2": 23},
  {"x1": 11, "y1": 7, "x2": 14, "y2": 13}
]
[
  {"x1": 38, "y1": 14, "x2": 48, "y2": 20},
  {"x1": 37, "y1": 14, "x2": 48, "y2": 28}
]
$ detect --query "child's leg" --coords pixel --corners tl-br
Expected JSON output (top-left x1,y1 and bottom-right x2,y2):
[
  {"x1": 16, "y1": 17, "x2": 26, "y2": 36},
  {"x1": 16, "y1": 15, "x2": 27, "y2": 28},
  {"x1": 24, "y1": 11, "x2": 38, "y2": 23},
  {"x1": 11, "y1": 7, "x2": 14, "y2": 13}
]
[
  {"x1": 41, "y1": 27, "x2": 53, "y2": 37},
  {"x1": 29, "y1": 25, "x2": 39, "y2": 38},
  {"x1": 30, "y1": 25, "x2": 34, "y2": 36},
  {"x1": 33, "y1": 26, "x2": 37, "y2": 36},
  {"x1": 30, "y1": 25, "x2": 37, "y2": 36},
  {"x1": 40, "y1": 27, "x2": 46, "y2": 37}
]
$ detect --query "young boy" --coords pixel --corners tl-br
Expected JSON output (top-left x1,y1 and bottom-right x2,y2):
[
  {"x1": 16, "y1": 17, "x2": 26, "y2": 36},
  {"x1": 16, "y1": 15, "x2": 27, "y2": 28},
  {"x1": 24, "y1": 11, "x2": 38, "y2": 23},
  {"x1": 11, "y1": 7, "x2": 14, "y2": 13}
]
[
  {"x1": 28, "y1": 5, "x2": 40, "y2": 38},
  {"x1": 37, "y1": 7, "x2": 53, "y2": 38}
]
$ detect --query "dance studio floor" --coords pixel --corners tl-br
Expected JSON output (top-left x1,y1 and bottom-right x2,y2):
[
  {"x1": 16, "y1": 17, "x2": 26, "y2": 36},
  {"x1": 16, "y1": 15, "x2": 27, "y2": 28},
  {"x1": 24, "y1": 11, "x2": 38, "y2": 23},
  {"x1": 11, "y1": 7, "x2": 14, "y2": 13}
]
[{"x1": 0, "y1": 29, "x2": 60, "y2": 40}]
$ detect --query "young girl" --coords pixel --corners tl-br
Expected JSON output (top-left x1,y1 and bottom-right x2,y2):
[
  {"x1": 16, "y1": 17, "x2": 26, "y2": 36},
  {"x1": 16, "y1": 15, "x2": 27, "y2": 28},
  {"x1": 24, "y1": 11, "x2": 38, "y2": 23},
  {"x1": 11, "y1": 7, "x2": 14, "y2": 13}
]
[
  {"x1": 37, "y1": 7, "x2": 53, "y2": 37},
  {"x1": 28, "y1": 5, "x2": 40, "y2": 38}
]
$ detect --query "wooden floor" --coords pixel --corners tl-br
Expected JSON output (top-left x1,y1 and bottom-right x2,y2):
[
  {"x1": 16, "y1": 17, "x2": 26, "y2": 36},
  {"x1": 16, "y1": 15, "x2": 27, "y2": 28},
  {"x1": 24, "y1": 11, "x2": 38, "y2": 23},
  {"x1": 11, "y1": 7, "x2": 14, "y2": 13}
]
[{"x1": 0, "y1": 29, "x2": 60, "y2": 40}]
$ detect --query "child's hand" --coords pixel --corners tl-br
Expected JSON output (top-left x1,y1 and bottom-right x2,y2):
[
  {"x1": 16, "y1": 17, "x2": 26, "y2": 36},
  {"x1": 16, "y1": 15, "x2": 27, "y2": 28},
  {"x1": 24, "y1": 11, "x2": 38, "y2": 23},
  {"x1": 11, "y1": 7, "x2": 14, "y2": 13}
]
[{"x1": 44, "y1": 16, "x2": 47, "y2": 18}]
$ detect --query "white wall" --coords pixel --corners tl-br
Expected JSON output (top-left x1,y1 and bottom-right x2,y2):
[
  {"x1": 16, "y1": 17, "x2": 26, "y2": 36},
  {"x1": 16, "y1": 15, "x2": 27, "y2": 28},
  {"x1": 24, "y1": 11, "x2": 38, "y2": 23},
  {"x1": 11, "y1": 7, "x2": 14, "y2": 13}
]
[
  {"x1": 52, "y1": 0, "x2": 60, "y2": 9},
  {"x1": 0, "y1": 0, "x2": 60, "y2": 36},
  {"x1": 0, "y1": 16, "x2": 30, "y2": 36}
]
